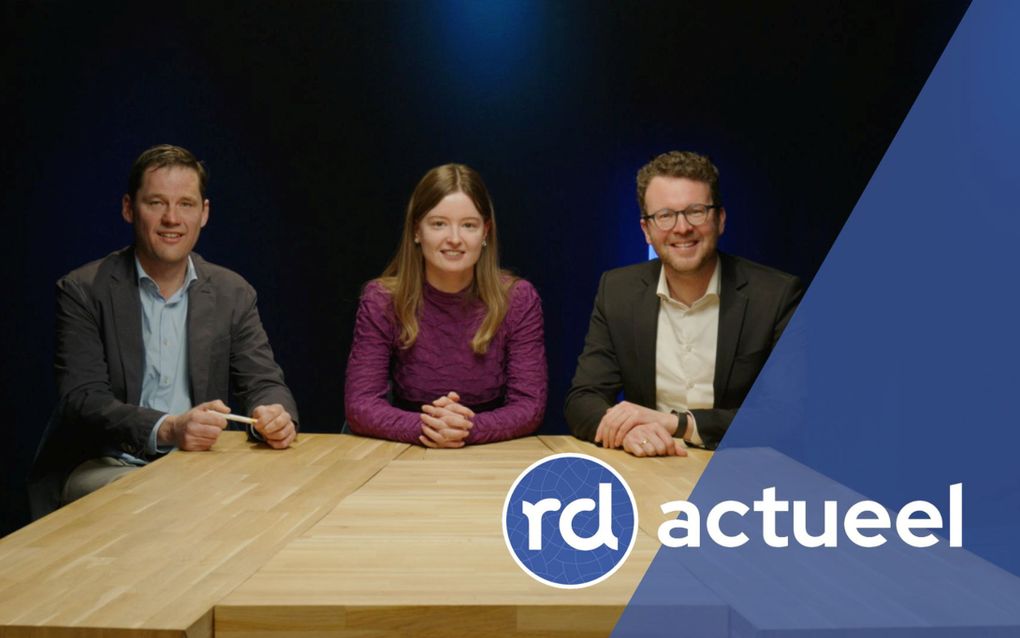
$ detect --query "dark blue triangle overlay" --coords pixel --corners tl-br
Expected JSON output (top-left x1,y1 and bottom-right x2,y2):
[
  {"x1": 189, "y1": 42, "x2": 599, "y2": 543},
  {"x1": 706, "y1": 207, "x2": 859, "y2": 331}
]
[{"x1": 614, "y1": 2, "x2": 1020, "y2": 636}]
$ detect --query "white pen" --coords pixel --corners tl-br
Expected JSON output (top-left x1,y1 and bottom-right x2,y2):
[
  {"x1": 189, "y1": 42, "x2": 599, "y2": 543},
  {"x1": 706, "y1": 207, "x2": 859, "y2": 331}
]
[{"x1": 222, "y1": 413, "x2": 257, "y2": 425}]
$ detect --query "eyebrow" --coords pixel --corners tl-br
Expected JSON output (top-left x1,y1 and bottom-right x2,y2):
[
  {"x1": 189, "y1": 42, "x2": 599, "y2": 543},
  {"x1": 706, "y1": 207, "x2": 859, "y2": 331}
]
[
  {"x1": 425, "y1": 214, "x2": 482, "y2": 222},
  {"x1": 145, "y1": 193, "x2": 200, "y2": 202}
]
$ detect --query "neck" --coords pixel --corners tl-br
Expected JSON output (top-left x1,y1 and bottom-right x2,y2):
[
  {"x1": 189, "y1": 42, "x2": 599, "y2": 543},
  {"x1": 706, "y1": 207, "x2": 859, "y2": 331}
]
[
  {"x1": 425, "y1": 266, "x2": 473, "y2": 293},
  {"x1": 137, "y1": 252, "x2": 189, "y2": 298},
  {"x1": 664, "y1": 255, "x2": 717, "y2": 306}
]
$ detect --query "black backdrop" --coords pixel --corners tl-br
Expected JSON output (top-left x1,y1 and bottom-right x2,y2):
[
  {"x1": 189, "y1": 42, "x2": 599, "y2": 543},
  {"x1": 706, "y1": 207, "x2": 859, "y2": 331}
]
[{"x1": 1, "y1": 1, "x2": 969, "y2": 534}]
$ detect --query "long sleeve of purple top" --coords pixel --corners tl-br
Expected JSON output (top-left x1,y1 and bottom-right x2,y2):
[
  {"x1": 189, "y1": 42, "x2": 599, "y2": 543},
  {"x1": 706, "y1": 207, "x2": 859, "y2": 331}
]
[{"x1": 344, "y1": 279, "x2": 547, "y2": 444}]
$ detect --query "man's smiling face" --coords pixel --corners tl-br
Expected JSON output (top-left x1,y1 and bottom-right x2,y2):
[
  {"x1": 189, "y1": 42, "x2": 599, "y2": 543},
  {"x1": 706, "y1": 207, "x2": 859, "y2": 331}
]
[
  {"x1": 122, "y1": 165, "x2": 209, "y2": 274},
  {"x1": 641, "y1": 176, "x2": 725, "y2": 280}
]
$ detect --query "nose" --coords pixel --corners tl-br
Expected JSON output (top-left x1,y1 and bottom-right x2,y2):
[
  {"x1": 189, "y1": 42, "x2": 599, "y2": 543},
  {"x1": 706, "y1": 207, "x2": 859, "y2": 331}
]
[
  {"x1": 672, "y1": 214, "x2": 694, "y2": 234},
  {"x1": 447, "y1": 226, "x2": 463, "y2": 245},
  {"x1": 162, "y1": 205, "x2": 182, "y2": 226}
]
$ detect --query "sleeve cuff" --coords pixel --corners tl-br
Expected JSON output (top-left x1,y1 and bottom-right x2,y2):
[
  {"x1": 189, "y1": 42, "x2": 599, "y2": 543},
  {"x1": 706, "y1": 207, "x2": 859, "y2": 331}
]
[
  {"x1": 147, "y1": 414, "x2": 175, "y2": 455},
  {"x1": 686, "y1": 411, "x2": 705, "y2": 447}
]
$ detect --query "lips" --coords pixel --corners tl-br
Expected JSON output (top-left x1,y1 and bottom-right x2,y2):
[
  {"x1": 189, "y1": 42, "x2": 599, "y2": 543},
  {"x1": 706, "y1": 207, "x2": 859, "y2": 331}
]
[
  {"x1": 669, "y1": 239, "x2": 698, "y2": 251},
  {"x1": 441, "y1": 250, "x2": 465, "y2": 258},
  {"x1": 157, "y1": 231, "x2": 184, "y2": 243}
]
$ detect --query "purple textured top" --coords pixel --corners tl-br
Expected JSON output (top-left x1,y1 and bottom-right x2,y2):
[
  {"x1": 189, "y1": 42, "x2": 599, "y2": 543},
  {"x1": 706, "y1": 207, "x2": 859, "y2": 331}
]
[{"x1": 345, "y1": 279, "x2": 547, "y2": 444}]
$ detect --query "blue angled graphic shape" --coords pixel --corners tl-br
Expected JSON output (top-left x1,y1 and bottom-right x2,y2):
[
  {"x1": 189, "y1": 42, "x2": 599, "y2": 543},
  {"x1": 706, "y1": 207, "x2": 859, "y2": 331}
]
[{"x1": 615, "y1": 2, "x2": 1020, "y2": 636}]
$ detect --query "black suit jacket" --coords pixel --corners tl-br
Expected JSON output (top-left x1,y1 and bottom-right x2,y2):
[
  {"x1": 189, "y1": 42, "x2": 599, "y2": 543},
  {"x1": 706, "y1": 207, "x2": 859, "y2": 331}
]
[
  {"x1": 564, "y1": 253, "x2": 802, "y2": 449},
  {"x1": 29, "y1": 247, "x2": 299, "y2": 517}
]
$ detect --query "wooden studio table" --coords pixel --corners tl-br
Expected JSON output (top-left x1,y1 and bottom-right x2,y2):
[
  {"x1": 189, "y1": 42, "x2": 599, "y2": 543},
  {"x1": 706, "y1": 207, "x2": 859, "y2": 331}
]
[{"x1": 0, "y1": 433, "x2": 712, "y2": 637}]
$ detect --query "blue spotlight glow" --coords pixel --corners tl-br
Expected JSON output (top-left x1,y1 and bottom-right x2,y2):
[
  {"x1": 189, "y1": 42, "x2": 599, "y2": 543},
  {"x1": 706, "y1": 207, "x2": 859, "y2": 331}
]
[{"x1": 432, "y1": 0, "x2": 543, "y2": 92}]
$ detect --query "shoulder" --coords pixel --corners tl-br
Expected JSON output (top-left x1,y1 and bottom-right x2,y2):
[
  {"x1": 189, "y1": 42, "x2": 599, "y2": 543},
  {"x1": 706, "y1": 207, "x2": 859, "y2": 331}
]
[
  {"x1": 506, "y1": 276, "x2": 540, "y2": 304},
  {"x1": 362, "y1": 278, "x2": 392, "y2": 299},
  {"x1": 721, "y1": 252, "x2": 801, "y2": 291},
  {"x1": 58, "y1": 247, "x2": 133, "y2": 297},
  {"x1": 191, "y1": 253, "x2": 258, "y2": 299},
  {"x1": 504, "y1": 276, "x2": 542, "y2": 316},
  {"x1": 356, "y1": 278, "x2": 398, "y2": 320},
  {"x1": 501, "y1": 278, "x2": 544, "y2": 339},
  {"x1": 598, "y1": 259, "x2": 660, "y2": 291},
  {"x1": 360, "y1": 278, "x2": 395, "y2": 307},
  {"x1": 352, "y1": 280, "x2": 399, "y2": 339}
]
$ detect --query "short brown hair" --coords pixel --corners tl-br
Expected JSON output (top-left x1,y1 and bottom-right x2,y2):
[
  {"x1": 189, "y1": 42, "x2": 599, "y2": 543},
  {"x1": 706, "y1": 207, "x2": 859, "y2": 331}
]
[
  {"x1": 636, "y1": 151, "x2": 721, "y2": 214},
  {"x1": 127, "y1": 144, "x2": 208, "y2": 199}
]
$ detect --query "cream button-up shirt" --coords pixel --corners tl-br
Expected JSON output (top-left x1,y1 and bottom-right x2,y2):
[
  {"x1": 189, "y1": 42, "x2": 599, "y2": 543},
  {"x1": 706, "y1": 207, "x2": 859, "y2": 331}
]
[{"x1": 654, "y1": 261, "x2": 720, "y2": 446}]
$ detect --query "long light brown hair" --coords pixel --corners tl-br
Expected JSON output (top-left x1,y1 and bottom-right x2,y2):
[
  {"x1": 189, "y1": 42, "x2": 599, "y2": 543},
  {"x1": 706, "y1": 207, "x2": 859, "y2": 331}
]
[{"x1": 378, "y1": 164, "x2": 515, "y2": 354}]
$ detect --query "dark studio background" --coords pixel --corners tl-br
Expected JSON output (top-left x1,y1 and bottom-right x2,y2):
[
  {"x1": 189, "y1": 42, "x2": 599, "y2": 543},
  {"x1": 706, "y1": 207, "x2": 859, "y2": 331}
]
[{"x1": 0, "y1": 1, "x2": 969, "y2": 535}]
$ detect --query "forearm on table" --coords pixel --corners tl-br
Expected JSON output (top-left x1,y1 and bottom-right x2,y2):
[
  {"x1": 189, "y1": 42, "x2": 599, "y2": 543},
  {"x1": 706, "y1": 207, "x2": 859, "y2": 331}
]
[
  {"x1": 346, "y1": 400, "x2": 422, "y2": 444},
  {"x1": 468, "y1": 398, "x2": 545, "y2": 444},
  {"x1": 63, "y1": 389, "x2": 165, "y2": 453},
  {"x1": 564, "y1": 390, "x2": 613, "y2": 442}
]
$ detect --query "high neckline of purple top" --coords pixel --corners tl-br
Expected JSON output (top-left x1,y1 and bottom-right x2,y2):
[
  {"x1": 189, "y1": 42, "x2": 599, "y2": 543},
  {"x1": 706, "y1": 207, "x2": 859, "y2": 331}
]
[{"x1": 423, "y1": 279, "x2": 474, "y2": 303}]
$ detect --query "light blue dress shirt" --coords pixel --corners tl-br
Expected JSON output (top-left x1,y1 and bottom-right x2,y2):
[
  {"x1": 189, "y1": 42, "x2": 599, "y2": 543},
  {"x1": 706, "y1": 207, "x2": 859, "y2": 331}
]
[{"x1": 105, "y1": 257, "x2": 198, "y2": 465}]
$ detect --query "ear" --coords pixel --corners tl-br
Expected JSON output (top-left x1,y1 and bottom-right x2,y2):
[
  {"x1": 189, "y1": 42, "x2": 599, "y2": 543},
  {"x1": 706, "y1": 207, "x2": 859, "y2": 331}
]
[
  {"x1": 121, "y1": 195, "x2": 134, "y2": 224},
  {"x1": 484, "y1": 221, "x2": 492, "y2": 242},
  {"x1": 640, "y1": 218, "x2": 653, "y2": 245},
  {"x1": 200, "y1": 199, "x2": 210, "y2": 228},
  {"x1": 717, "y1": 207, "x2": 726, "y2": 236}
]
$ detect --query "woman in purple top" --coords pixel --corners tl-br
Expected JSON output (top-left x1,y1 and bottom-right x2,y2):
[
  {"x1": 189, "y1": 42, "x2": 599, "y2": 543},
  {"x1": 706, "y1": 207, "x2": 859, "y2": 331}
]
[{"x1": 345, "y1": 164, "x2": 547, "y2": 447}]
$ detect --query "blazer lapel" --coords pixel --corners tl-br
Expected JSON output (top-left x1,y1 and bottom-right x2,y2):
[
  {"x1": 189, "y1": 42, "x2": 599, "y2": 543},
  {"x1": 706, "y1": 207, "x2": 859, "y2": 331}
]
[
  {"x1": 633, "y1": 261, "x2": 661, "y2": 406},
  {"x1": 715, "y1": 253, "x2": 748, "y2": 398},
  {"x1": 187, "y1": 259, "x2": 215, "y2": 403},
  {"x1": 110, "y1": 251, "x2": 145, "y2": 405}
]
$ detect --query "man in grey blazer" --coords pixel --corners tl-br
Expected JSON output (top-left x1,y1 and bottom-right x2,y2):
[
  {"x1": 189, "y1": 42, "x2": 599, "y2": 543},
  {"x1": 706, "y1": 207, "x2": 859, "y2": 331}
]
[
  {"x1": 565, "y1": 151, "x2": 802, "y2": 456},
  {"x1": 29, "y1": 145, "x2": 298, "y2": 517}
]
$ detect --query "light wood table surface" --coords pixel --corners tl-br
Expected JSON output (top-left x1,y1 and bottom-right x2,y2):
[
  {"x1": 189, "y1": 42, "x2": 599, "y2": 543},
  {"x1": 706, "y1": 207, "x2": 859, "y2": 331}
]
[
  {"x1": 0, "y1": 434, "x2": 711, "y2": 638},
  {"x1": 0, "y1": 433, "x2": 406, "y2": 637},
  {"x1": 216, "y1": 437, "x2": 712, "y2": 638}
]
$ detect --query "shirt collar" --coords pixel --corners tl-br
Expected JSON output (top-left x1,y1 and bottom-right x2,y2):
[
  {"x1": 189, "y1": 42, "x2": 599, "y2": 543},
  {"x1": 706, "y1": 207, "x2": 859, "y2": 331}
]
[
  {"x1": 655, "y1": 257, "x2": 721, "y2": 308},
  {"x1": 135, "y1": 256, "x2": 198, "y2": 298}
]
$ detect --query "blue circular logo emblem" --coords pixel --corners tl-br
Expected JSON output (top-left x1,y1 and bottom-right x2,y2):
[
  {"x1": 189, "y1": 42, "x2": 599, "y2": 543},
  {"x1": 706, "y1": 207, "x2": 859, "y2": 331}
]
[{"x1": 502, "y1": 453, "x2": 638, "y2": 588}]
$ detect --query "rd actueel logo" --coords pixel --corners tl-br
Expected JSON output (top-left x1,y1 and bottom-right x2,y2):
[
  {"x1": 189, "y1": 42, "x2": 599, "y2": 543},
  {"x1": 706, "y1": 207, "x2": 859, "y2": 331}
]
[{"x1": 502, "y1": 453, "x2": 638, "y2": 588}]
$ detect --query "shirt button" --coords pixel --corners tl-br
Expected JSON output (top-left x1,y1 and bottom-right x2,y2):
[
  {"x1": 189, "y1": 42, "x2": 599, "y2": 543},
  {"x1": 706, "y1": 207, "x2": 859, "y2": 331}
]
[
  {"x1": 685, "y1": 345, "x2": 692, "y2": 352},
  {"x1": 161, "y1": 377, "x2": 170, "y2": 386}
]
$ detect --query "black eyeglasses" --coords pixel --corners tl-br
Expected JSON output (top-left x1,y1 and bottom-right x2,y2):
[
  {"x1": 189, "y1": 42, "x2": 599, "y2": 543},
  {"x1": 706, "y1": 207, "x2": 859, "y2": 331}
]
[{"x1": 642, "y1": 204, "x2": 720, "y2": 231}]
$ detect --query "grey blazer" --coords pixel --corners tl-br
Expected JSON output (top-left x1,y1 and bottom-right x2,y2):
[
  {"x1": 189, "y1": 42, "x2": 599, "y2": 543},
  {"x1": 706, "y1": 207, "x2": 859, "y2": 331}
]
[
  {"x1": 29, "y1": 247, "x2": 298, "y2": 517},
  {"x1": 564, "y1": 253, "x2": 802, "y2": 449}
]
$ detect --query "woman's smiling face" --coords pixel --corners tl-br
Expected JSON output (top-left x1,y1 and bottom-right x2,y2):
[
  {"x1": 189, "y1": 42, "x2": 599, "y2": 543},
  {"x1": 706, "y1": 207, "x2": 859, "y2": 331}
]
[{"x1": 416, "y1": 191, "x2": 488, "y2": 291}]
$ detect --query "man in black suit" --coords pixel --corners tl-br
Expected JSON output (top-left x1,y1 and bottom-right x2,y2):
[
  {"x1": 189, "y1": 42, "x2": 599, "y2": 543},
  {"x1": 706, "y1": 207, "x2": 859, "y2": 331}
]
[
  {"x1": 565, "y1": 151, "x2": 802, "y2": 456},
  {"x1": 29, "y1": 144, "x2": 298, "y2": 517}
]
